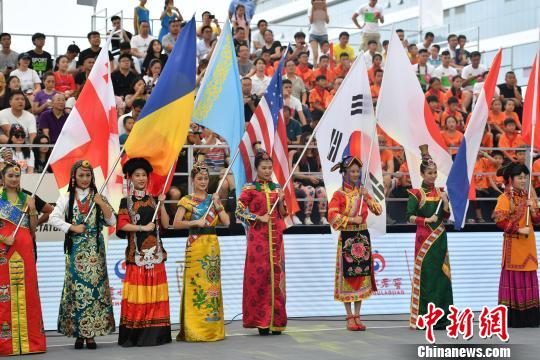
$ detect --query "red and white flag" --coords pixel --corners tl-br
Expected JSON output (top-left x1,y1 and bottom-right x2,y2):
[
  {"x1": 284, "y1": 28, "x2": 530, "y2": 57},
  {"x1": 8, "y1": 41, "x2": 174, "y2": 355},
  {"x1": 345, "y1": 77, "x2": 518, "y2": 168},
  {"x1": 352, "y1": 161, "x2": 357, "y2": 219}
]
[
  {"x1": 376, "y1": 32, "x2": 453, "y2": 189},
  {"x1": 522, "y1": 52, "x2": 540, "y2": 151},
  {"x1": 49, "y1": 37, "x2": 122, "y2": 209}
]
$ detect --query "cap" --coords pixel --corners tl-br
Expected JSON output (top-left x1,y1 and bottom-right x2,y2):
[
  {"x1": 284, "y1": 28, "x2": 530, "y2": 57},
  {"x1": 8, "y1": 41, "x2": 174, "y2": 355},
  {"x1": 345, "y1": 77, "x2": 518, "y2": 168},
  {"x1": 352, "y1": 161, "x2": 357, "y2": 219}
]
[{"x1": 18, "y1": 53, "x2": 31, "y2": 61}]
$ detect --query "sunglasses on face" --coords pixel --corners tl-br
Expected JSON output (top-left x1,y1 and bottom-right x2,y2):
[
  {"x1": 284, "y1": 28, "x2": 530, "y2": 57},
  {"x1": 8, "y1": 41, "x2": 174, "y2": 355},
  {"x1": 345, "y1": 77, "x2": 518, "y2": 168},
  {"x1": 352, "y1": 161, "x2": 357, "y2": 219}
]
[{"x1": 13, "y1": 133, "x2": 25, "y2": 139}]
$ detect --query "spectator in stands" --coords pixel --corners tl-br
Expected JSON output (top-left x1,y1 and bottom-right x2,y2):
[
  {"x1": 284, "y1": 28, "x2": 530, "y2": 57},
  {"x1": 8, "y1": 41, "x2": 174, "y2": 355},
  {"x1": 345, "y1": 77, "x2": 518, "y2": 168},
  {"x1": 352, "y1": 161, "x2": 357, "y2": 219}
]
[
  {"x1": 33, "y1": 72, "x2": 57, "y2": 115},
  {"x1": 309, "y1": 75, "x2": 330, "y2": 112},
  {"x1": 533, "y1": 155, "x2": 540, "y2": 196},
  {"x1": 284, "y1": 59, "x2": 308, "y2": 104},
  {"x1": 441, "y1": 116, "x2": 463, "y2": 158},
  {"x1": 378, "y1": 135, "x2": 394, "y2": 196},
  {"x1": 53, "y1": 56, "x2": 76, "y2": 97},
  {"x1": 418, "y1": 31, "x2": 434, "y2": 51},
  {"x1": 335, "y1": 53, "x2": 351, "y2": 78},
  {"x1": 461, "y1": 51, "x2": 485, "y2": 91},
  {"x1": 142, "y1": 40, "x2": 168, "y2": 73},
  {"x1": 114, "y1": 42, "x2": 141, "y2": 74},
  {"x1": 74, "y1": 56, "x2": 95, "y2": 89},
  {"x1": 261, "y1": 30, "x2": 282, "y2": 61},
  {"x1": 320, "y1": 40, "x2": 333, "y2": 65},
  {"x1": 428, "y1": 44, "x2": 441, "y2": 67},
  {"x1": 133, "y1": 0, "x2": 150, "y2": 35},
  {"x1": 284, "y1": 105, "x2": 302, "y2": 145},
  {"x1": 332, "y1": 32, "x2": 355, "y2": 64},
  {"x1": 290, "y1": 32, "x2": 310, "y2": 62},
  {"x1": 396, "y1": 29, "x2": 408, "y2": 48},
  {"x1": 0, "y1": 91, "x2": 36, "y2": 143},
  {"x1": 455, "y1": 34, "x2": 470, "y2": 67},
  {"x1": 38, "y1": 93, "x2": 67, "y2": 144},
  {"x1": 131, "y1": 21, "x2": 154, "y2": 67},
  {"x1": 473, "y1": 150, "x2": 502, "y2": 223},
  {"x1": 252, "y1": 20, "x2": 268, "y2": 54},
  {"x1": 118, "y1": 98, "x2": 145, "y2": 136},
  {"x1": 119, "y1": 116, "x2": 134, "y2": 145},
  {"x1": 283, "y1": 79, "x2": 307, "y2": 126},
  {"x1": 371, "y1": 68, "x2": 383, "y2": 105},
  {"x1": 27, "y1": 33, "x2": 53, "y2": 77},
  {"x1": 325, "y1": 76, "x2": 343, "y2": 107},
  {"x1": 143, "y1": 59, "x2": 162, "y2": 94},
  {"x1": 432, "y1": 50, "x2": 457, "y2": 91},
  {"x1": 241, "y1": 77, "x2": 258, "y2": 122},
  {"x1": 112, "y1": 54, "x2": 138, "y2": 98},
  {"x1": 109, "y1": 15, "x2": 133, "y2": 56},
  {"x1": 444, "y1": 75, "x2": 472, "y2": 113},
  {"x1": 32, "y1": 134, "x2": 52, "y2": 173},
  {"x1": 363, "y1": 40, "x2": 378, "y2": 69},
  {"x1": 440, "y1": 97, "x2": 464, "y2": 130},
  {"x1": 414, "y1": 49, "x2": 434, "y2": 91},
  {"x1": 162, "y1": 18, "x2": 181, "y2": 55},
  {"x1": 8, "y1": 124, "x2": 33, "y2": 173},
  {"x1": 124, "y1": 78, "x2": 148, "y2": 109},
  {"x1": 352, "y1": 0, "x2": 384, "y2": 51},
  {"x1": 0, "y1": 33, "x2": 18, "y2": 74},
  {"x1": 0, "y1": 73, "x2": 5, "y2": 106},
  {"x1": 10, "y1": 53, "x2": 41, "y2": 95},
  {"x1": 311, "y1": 55, "x2": 335, "y2": 85},
  {"x1": 228, "y1": 0, "x2": 256, "y2": 20},
  {"x1": 196, "y1": 59, "x2": 209, "y2": 88},
  {"x1": 498, "y1": 71, "x2": 523, "y2": 119},
  {"x1": 1, "y1": 76, "x2": 31, "y2": 111},
  {"x1": 237, "y1": 44, "x2": 254, "y2": 77},
  {"x1": 308, "y1": 0, "x2": 329, "y2": 68},
  {"x1": 425, "y1": 77, "x2": 444, "y2": 106},
  {"x1": 200, "y1": 127, "x2": 226, "y2": 172},
  {"x1": 427, "y1": 95, "x2": 441, "y2": 126},
  {"x1": 488, "y1": 98, "x2": 505, "y2": 140},
  {"x1": 233, "y1": 27, "x2": 249, "y2": 55},
  {"x1": 296, "y1": 52, "x2": 313, "y2": 89},
  {"x1": 444, "y1": 34, "x2": 458, "y2": 62},
  {"x1": 197, "y1": 25, "x2": 214, "y2": 62},
  {"x1": 65, "y1": 44, "x2": 80, "y2": 73},
  {"x1": 503, "y1": 99, "x2": 520, "y2": 129},
  {"x1": 515, "y1": 145, "x2": 527, "y2": 165},
  {"x1": 232, "y1": 4, "x2": 251, "y2": 42},
  {"x1": 250, "y1": 58, "x2": 270, "y2": 97},
  {"x1": 159, "y1": 1, "x2": 182, "y2": 42},
  {"x1": 77, "y1": 31, "x2": 114, "y2": 68},
  {"x1": 408, "y1": 43, "x2": 419, "y2": 65},
  {"x1": 261, "y1": 51, "x2": 276, "y2": 76},
  {"x1": 498, "y1": 118, "x2": 525, "y2": 161},
  {"x1": 197, "y1": 11, "x2": 221, "y2": 39},
  {"x1": 367, "y1": 53, "x2": 382, "y2": 85},
  {"x1": 472, "y1": 71, "x2": 500, "y2": 106}
]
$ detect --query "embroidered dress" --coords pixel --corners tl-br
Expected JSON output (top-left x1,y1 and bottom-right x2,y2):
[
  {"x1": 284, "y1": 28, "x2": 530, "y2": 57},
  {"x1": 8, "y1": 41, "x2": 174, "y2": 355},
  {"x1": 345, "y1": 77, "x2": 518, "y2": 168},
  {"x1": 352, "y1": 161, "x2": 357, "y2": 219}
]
[
  {"x1": 117, "y1": 194, "x2": 171, "y2": 346},
  {"x1": 0, "y1": 190, "x2": 46, "y2": 355},
  {"x1": 177, "y1": 194, "x2": 224, "y2": 342},
  {"x1": 50, "y1": 188, "x2": 116, "y2": 339},
  {"x1": 328, "y1": 183, "x2": 382, "y2": 303},
  {"x1": 406, "y1": 182, "x2": 453, "y2": 329},
  {"x1": 493, "y1": 189, "x2": 540, "y2": 327},
  {"x1": 236, "y1": 181, "x2": 287, "y2": 331}
]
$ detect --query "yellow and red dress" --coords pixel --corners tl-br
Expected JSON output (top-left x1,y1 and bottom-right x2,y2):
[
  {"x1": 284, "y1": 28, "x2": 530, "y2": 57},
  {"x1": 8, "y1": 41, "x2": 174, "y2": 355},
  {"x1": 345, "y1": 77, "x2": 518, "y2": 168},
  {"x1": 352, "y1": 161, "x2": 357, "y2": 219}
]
[
  {"x1": 236, "y1": 181, "x2": 287, "y2": 332},
  {"x1": 0, "y1": 191, "x2": 46, "y2": 355},
  {"x1": 328, "y1": 183, "x2": 382, "y2": 302}
]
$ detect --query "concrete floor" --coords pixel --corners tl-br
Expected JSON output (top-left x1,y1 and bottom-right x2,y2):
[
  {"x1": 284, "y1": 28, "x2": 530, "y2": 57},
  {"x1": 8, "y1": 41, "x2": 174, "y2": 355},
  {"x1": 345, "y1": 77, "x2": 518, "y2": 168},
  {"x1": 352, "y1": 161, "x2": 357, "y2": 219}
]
[{"x1": 35, "y1": 315, "x2": 539, "y2": 360}]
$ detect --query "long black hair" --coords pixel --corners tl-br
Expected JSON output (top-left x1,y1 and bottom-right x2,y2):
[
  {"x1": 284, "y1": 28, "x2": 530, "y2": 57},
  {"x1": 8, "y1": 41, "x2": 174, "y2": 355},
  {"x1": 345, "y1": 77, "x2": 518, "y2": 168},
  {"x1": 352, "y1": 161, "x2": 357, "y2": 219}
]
[
  {"x1": 8, "y1": 125, "x2": 30, "y2": 159},
  {"x1": 496, "y1": 162, "x2": 529, "y2": 184},
  {"x1": 32, "y1": 134, "x2": 51, "y2": 164}
]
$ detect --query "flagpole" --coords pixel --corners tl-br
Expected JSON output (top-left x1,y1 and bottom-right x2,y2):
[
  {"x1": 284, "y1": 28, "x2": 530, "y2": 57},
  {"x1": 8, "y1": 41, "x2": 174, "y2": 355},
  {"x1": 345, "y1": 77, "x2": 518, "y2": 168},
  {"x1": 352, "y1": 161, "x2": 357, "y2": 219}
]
[
  {"x1": 526, "y1": 41, "x2": 540, "y2": 227},
  {"x1": 150, "y1": 163, "x2": 176, "y2": 223},
  {"x1": 83, "y1": 147, "x2": 125, "y2": 223},
  {"x1": 358, "y1": 123, "x2": 378, "y2": 212}
]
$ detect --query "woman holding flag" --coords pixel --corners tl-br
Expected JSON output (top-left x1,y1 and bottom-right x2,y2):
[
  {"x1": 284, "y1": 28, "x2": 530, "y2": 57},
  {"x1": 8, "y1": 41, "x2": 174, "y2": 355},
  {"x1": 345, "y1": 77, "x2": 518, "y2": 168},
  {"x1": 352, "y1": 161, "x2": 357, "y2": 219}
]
[
  {"x1": 116, "y1": 157, "x2": 171, "y2": 347},
  {"x1": 0, "y1": 161, "x2": 46, "y2": 355},
  {"x1": 493, "y1": 163, "x2": 540, "y2": 327},
  {"x1": 49, "y1": 160, "x2": 116, "y2": 349},
  {"x1": 236, "y1": 150, "x2": 288, "y2": 335},
  {"x1": 327, "y1": 156, "x2": 382, "y2": 331},
  {"x1": 406, "y1": 145, "x2": 453, "y2": 330},
  {"x1": 173, "y1": 161, "x2": 229, "y2": 342}
]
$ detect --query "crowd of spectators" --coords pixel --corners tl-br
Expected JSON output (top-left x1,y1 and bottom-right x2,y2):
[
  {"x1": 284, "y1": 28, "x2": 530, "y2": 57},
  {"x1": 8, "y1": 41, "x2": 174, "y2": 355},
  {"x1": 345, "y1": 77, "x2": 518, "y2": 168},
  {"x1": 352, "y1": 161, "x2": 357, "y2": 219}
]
[{"x1": 0, "y1": 0, "x2": 530, "y2": 227}]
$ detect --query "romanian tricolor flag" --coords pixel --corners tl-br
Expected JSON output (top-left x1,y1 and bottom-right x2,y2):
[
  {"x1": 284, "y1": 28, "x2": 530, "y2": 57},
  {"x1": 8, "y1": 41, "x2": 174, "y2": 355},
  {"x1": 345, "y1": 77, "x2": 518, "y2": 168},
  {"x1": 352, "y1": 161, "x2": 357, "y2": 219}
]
[{"x1": 123, "y1": 17, "x2": 196, "y2": 195}]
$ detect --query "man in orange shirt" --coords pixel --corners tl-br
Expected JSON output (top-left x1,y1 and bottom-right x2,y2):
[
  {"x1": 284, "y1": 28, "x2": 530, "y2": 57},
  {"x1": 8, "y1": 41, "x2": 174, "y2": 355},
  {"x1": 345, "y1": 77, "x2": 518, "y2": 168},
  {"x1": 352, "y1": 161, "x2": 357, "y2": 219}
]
[
  {"x1": 310, "y1": 55, "x2": 336, "y2": 85},
  {"x1": 498, "y1": 118, "x2": 526, "y2": 161},
  {"x1": 370, "y1": 68, "x2": 383, "y2": 105},
  {"x1": 309, "y1": 75, "x2": 330, "y2": 112},
  {"x1": 335, "y1": 53, "x2": 351, "y2": 78},
  {"x1": 324, "y1": 76, "x2": 343, "y2": 108},
  {"x1": 367, "y1": 53, "x2": 383, "y2": 85},
  {"x1": 295, "y1": 51, "x2": 313, "y2": 89},
  {"x1": 261, "y1": 50, "x2": 275, "y2": 76}
]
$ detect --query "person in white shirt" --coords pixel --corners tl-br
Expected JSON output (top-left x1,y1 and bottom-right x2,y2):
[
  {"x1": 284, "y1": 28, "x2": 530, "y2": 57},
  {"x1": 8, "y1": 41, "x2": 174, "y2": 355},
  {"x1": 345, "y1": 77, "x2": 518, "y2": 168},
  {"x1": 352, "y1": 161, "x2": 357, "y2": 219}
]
[
  {"x1": 432, "y1": 50, "x2": 458, "y2": 91},
  {"x1": 0, "y1": 91, "x2": 36, "y2": 143},
  {"x1": 8, "y1": 124, "x2": 34, "y2": 174},
  {"x1": 443, "y1": 34, "x2": 458, "y2": 63},
  {"x1": 472, "y1": 71, "x2": 500, "y2": 107},
  {"x1": 250, "y1": 58, "x2": 270, "y2": 96},
  {"x1": 363, "y1": 39, "x2": 378, "y2": 69},
  {"x1": 352, "y1": 0, "x2": 384, "y2": 52},
  {"x1": 283, "y1": 79, "x2": 307, "y2": 126},
  {"x1": 417, "y1": 32, "x2": 434, "y2": 51},
  {"x1": 196, "y1": 25, "x2": 213, "y2": 62},
  {"x1": 308, "y1": 0, "x2": 329, "y2": 67},
  {"x1": 10, "y1": 53, "x2": 41, "y2": 94},
  {"x1": 413, "y1": 49, "x2": 434, "y2": 91},
  {"x1": 130, "y1": 21, "x2": 154, "y2": 65},
  {"x1": 461, "y1": 51, "x2": 487, "y2": 91}
]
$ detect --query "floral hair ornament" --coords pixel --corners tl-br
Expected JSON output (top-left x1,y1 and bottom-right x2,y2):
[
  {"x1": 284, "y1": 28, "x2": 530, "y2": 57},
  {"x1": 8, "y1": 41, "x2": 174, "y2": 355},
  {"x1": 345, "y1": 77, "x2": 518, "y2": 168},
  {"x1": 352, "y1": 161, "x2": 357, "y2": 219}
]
[
  {"x1": 330, "y1": 155, "x2": 363, "y2": 173},
  {"x1": 192, "y1": 161, "x2": 209, "y2": 175},
  {"x1": 3, "y1": 160, "x2": 21, "y2": 174},
  {"x1": 419, "y1": 144, "x2": 437, "y2": 170}
]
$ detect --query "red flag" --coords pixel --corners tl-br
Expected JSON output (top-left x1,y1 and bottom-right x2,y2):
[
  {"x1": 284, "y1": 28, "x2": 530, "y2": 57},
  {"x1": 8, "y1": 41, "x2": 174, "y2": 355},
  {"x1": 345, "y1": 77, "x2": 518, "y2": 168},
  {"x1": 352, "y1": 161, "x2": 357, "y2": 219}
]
[{"x1": 522, "y1": 53, "x2": 540, "y2": 150}]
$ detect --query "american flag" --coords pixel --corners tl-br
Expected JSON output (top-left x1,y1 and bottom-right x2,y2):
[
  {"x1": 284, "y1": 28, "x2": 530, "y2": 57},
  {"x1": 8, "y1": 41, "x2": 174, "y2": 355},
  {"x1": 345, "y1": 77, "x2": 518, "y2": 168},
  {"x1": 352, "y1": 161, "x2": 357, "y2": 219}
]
[{"x1": 239, "y1": 53, "x2": 300, "y2": 224}]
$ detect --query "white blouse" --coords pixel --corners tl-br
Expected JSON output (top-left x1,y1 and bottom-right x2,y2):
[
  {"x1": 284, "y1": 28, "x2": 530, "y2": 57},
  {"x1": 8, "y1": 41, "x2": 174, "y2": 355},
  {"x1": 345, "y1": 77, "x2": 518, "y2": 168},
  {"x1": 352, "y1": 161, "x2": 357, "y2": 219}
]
[{"x1": 49, "y1": 188, "x2": 116, "y2": 234}]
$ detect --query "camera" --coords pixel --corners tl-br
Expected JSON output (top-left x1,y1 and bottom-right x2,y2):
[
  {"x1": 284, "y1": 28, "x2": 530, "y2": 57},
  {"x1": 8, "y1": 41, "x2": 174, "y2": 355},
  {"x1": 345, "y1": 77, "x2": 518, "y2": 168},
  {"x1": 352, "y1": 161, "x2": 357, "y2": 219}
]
[{"x1": 209, "y1": 14, "x2": 215, "y2": 20}]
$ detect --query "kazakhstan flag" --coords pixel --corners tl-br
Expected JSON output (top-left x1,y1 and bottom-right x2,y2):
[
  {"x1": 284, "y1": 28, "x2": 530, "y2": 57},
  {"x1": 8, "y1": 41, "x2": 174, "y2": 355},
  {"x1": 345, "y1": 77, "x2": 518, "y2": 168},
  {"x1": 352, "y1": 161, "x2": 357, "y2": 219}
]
[{"x1": 193, "y1": 19, "x2": 245, "y2": 198}]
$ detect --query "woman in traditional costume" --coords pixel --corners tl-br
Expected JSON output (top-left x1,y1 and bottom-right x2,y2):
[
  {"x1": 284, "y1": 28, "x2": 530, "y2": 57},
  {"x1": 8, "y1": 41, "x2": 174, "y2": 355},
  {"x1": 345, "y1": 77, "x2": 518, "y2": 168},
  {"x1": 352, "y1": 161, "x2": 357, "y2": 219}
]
[
  {"x1": 493, "y1": 163, "x2": 540, "y2": 327},
  {"x1": 0, "y1": 161, "x2": 45, "y2": 355},
  {"x1": 236, "y1": 151, "x2": 287, "y2": 335},
  {"x1": 173, "y1": 162, "x2": 229, "y2": 342},
  {"x1": 50, "y1": 160, "x2": 116, "y2": 349},
  {"x1": 406, "y1": 144, "x2": 453, "y2": 330},
  {"x1": 327, "y1": 156, "x2": 382, "y2": 331},
  {"x1": 117, "y1": 157, "x2": 171, "y2": 346}
]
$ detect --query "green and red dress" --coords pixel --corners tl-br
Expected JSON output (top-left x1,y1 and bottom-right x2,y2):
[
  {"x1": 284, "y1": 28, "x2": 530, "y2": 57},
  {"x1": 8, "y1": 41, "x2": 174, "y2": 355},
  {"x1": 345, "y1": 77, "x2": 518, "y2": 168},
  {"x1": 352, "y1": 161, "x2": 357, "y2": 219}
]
[{"x1": 407, "y1": 182, "x2": 453, "y2": 329}]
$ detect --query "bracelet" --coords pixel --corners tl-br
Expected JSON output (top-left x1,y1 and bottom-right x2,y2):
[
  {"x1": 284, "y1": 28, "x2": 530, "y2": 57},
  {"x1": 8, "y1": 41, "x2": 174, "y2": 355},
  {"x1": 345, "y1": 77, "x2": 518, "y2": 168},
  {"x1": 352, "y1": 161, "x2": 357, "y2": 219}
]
[
  {"x1": 28, "y1": 211, "x2": 38, "y2": 217},
  {"x1": 215, "y1": 205, "x2": 224, "y2": 213},
  {"x1": 138, "y1": 224, "x2": 142, "y2": 232}
]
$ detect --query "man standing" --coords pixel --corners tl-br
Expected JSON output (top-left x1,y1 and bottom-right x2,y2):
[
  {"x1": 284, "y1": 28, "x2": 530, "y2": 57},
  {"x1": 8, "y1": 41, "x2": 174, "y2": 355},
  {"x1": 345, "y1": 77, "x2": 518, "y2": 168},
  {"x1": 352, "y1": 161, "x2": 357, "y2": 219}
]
[
  {"x1": 162, "y1": 18, "x2": 181, "y2": 55},
  {"x1": 352, "y1": 0, "x2": 384, "y2": 51},
  {"x1": 38, "y1": 93, "x2": 67, "y2": 144},
  {"x1": 418, "y1": 32, "x2": 434, "y2": 51},
  {"x1": 27, "y1": 33, "x2": 53, "y2": 77},
  {"x1": 77, "y1": 31, "x2": 114, "y2": 67},
  {"x1": 197, "y1": 25, "x2": 214, "y2": 62},
  {"x1": 109, "y1": 15, "x2": 133, "y2": 56},
  {"x1": 0, "y1": 33, "x2": 18, "y2": 74}
]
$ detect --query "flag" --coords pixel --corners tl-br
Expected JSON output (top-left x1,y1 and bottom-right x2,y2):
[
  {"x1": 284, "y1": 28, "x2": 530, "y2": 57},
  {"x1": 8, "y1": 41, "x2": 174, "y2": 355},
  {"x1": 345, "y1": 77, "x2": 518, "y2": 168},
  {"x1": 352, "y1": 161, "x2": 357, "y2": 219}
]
[
  {"x1": 522, "y1": 53, "x2": 540, "y2": 151},
  {"x1": 376, "y1": 32, "x2": 452, "y2": 189},
  {"x1": 419, "y1": 0, "x2": 443, "y2": 30},
  {"x1": 49, "y1": 35, "x2": 122, "y2": 210},
  {"x1": 447, "y1": 50, "x2": 502, "y2": 230},
  {"x1": 239, "y1": 51, "x2": 300, "y2": 223},
  {"x1": 123, "y1": 17, "x2": 196, "y2": 196},
  {"x1": 193, "y1": 20, "x2": 245, "y2": 198},
  {"x1": 316, "y1": 57, "x2": 386, "y2": 235}
]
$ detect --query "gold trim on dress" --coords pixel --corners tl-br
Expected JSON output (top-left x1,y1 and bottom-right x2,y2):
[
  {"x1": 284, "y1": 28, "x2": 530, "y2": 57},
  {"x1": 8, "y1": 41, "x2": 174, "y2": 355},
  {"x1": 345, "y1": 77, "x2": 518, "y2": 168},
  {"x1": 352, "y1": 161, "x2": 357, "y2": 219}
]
[{"x1": 9, "y1": 251, "x2": 29, "y2": 354}]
